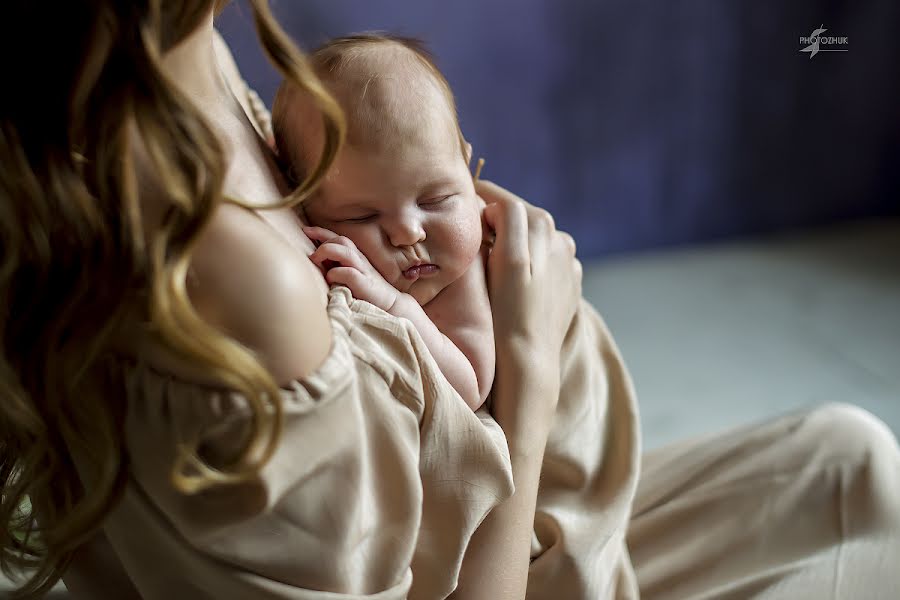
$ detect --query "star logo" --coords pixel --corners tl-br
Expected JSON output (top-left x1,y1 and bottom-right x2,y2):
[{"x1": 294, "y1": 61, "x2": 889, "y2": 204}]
[{"x1": 800, "y1": 25, "x2": 827, "y2": 59}]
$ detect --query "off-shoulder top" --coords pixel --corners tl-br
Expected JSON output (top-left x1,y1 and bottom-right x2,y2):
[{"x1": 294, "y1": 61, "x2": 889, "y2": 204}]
[{"x1": 90, "y1": 286, "x2": 514, "y2": 599}]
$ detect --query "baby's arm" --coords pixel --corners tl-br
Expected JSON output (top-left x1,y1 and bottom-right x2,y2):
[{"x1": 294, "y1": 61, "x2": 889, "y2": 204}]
[
  {"x1": 304, "y1": 226, "x2": 484, "y2": 410},
  {"x1": 389, "y1": 295, "x2": 483, "y2": 410}
]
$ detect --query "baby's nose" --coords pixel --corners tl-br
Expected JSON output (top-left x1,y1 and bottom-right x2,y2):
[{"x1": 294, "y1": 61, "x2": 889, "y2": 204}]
[{"x1": 386, "y1": 218, "x2": 426, "y2": 247}]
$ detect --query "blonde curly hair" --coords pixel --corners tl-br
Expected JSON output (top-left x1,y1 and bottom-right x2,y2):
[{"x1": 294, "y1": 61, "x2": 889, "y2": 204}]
[{"x1": 0, "y1": 1, "x2": 344, "y2": 596}]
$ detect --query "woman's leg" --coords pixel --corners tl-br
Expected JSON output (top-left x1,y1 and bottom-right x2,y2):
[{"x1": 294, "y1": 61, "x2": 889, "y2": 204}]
[{"x1": 627, "y1": 403, "x2": 900, "y2": 600}]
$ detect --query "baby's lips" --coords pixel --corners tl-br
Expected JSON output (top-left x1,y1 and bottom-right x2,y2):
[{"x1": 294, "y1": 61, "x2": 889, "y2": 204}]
[{"x1": 402, "y1": 264, "x2": 439, "y2": 280}]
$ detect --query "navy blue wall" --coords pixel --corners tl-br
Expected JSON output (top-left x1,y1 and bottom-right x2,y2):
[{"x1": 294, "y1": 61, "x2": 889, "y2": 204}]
[{"x1": 218, "y1": 1, "x2": 900, "y2": 258}]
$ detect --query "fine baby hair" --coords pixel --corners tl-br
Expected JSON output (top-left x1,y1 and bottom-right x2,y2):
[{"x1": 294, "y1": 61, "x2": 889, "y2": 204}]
[{"x1": 273, "y1": 33, "x2": 477, "y2": 186}]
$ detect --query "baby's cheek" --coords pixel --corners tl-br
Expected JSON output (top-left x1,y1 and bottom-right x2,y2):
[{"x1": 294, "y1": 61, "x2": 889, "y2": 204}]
[{"x1": 445, "y1": 209, "x2": 484, "y2": 269}]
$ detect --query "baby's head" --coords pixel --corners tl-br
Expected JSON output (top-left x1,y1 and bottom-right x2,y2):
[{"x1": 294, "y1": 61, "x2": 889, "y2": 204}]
[{"x1": 273, "y1": 34, "x2": 483, "y2": 306}]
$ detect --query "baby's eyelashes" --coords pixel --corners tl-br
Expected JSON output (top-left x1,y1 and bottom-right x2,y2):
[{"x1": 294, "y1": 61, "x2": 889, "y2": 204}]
[
  {"x1": 323, "y1": 194, "x2": 458, "y2": 225},
  {"x1": 418, "y1": 195, "x2": 455, "y2": 207},
  {"x1": 340, "y1": 214, "x2": 378, "y2": 224}
]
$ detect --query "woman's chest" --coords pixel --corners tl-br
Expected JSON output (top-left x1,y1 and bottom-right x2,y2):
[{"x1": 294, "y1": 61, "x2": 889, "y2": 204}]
[{"x1": 223, "y1": 140, "x2": 317, "y2": 259}]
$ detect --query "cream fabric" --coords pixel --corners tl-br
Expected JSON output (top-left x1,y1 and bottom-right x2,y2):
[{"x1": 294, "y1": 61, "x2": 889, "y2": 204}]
[
  {"x1": 67, "y1": 287, "x2": 645, "y2": 599},
  {"x1": 527, "y1": 299, "x2": 642, "y2": 599},
  {"x1": 65, "y1": 287, "x2": 900, "y2": 599},
  {"x1": 628, "y1": 403, "x2": 900, "y2": 600},
  {"x1": 90, "y1": 286, "x2": 515, "y2": 599}
]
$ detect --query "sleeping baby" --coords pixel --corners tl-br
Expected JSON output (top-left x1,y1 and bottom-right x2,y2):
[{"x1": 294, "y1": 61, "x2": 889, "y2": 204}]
[
  {"x1": 272, "y1": 33, "x2": 642, "y2": 596},
  {"x1": 273, "y1": 34, "x2": 495, "y2": 410}
]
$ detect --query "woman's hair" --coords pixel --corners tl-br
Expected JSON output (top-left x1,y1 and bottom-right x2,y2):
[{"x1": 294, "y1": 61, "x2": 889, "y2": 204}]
[{"x1": 0, "y1": 1, "x2": 344, "y2": 596}]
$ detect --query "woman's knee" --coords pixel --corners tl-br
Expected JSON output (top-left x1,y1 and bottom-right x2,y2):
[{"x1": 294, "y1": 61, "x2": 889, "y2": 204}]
[
  {"x1": 801, "y1": 403, "x2": 900, "y2": 529},
  {"x1": 802, "y1": 402, "x2": 899, "y2": 465}
]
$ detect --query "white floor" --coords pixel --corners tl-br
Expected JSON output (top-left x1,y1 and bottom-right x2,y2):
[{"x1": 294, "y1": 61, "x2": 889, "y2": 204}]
[
  {"x1": 581, "y1": 218, "x2": 900, "y2": 450},
  {"x1": 4, "y1": 218, "x2": 899, "y2": 597}
]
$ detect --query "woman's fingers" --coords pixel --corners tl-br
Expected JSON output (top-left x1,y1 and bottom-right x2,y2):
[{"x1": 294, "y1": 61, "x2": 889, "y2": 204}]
[
  {"x1": 478, "y1": 180, "x2": 530, "y2": 271},
  {"x1": 525, "y1": 207, "x2": 556, "y2": 272},
  {"x1": 483, "y1": 202, "x2": 530, "y2": 271},
  {"x1": 478, "y1": 179, "x2": 582, "y2": 356},
  {"x1": 559, "y1": 231, "x2": 576, "y2": 256},
  {"x1": 478, "y1": 180, "x2": 560, "y2": 270},
  {"x1": 531, "y1": 208, "x2": 554, "y2": 233},
  {"x1": 476, "y1": 179, "x2": 539, "y2": 211}
]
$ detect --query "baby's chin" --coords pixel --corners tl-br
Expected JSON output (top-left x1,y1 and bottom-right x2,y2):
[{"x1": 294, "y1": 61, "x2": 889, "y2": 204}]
[
  {"x1": 407, "y1": 280, "x2": 447, "y2": 306},
  {"x1": 406, "y1": 265, "x2": 477, "y2": 306}
]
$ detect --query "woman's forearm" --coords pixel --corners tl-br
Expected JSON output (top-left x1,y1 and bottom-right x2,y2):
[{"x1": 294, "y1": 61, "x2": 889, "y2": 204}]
[
  {"x1": 452, "y1": 179, "x2": 579, "y2": 598},
  {"x1": 451, "y1": 448, "x2": 545, "y2": 599},
  {"x1": 450, "y1": 362, "x2": 557, "y2": 599}
]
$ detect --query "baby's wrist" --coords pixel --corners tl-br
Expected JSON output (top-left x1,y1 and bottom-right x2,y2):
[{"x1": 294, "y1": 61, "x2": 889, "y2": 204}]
[{"x1": 385, "y1": 291, "x2": 416, "y2": 319}]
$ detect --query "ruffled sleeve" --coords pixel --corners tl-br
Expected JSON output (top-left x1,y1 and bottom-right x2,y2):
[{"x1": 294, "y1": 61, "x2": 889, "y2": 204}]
[{"x1": 97, "y1": 287, "x2": 513, "y2": 600}]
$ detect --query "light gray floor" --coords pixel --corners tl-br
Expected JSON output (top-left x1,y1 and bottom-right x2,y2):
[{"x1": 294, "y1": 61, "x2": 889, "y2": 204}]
[
  {"x1": 582, "y1": 218, "x2": 900, "y2": 450},
  {"x1": 4, "y1": 218, "x2": 898, "y2": 597}
]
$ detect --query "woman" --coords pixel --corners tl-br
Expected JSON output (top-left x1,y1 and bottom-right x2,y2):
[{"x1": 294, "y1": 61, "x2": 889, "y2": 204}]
[
  {"x1": 1, "y1": 1, "x2": 579, "y2": 598},
  {"x1": 2, "y1": 1, "x2": 899, "y2": 599}
]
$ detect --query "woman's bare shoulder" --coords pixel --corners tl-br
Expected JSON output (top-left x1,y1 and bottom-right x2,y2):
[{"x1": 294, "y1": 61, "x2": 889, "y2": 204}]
[{"x1": 186, "y1": 203, "x2": 332, "y2": 385}]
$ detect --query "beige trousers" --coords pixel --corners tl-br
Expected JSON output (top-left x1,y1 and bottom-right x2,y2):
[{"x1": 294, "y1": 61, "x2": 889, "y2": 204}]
[
  {"x1": 628, "y1": 403, "x2": 900, "y2": 600},
  {"x1": 527, "y1": 301, "x2": 900, "y2": 599}
]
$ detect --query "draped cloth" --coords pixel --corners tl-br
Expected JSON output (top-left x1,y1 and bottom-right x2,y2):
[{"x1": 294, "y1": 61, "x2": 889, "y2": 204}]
[
  {"x1": 102, "y1": 286, "x2": 642, "y2": 599},
  {"x1": 72, "y1": 288, "x2": 642, "y2": 599},
  {"x1": 65, "y1": 288, "x2": 900, "y2": 599}
]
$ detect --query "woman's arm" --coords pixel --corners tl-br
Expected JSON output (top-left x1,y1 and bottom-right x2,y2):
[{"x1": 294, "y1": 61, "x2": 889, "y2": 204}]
[
  {"x1": 452, "y1": 181, "x2": 581, "y2": 599},
  {"x1": 187, "y1": 203, "x2": 333, "y2": 385},
  {"x1": 452, "y1": 361, "x2": 558, "y2": 599}
]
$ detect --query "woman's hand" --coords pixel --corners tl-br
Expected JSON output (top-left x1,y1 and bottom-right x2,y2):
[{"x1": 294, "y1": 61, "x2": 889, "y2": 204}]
[
  {"x1": 478, "y1": 179, "x2": 581, "y2": 429},
  {"x1": 454, "y1": 181, "x2": 581, "y2": 600}
]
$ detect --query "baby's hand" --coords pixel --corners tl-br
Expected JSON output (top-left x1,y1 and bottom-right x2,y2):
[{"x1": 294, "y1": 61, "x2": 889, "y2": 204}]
[{"x1": 303, "y1": 226, "x2": 400, "y2": 312}]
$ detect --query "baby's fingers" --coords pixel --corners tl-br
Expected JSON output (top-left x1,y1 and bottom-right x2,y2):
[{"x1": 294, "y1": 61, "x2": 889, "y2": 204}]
[
  {"x1": 302, "y1": 225, "x2": 340, "y2": 246},
  {"x1": 309, "y1": 241, "x2": 363, "y2": 271},
  {"x1": 324, "y1": 266, "x2": 367, "y2": 292}
]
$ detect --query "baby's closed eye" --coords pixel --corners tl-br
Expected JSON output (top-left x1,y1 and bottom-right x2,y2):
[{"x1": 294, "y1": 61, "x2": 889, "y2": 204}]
[
  {"x1": 340, "y1": 214, "x2": 378, "y2": 224},
  {"x1": 418, "y1": 195, "x2": 456, "y2": 208}
]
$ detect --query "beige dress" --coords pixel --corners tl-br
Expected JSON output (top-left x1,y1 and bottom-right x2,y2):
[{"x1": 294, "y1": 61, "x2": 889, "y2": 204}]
[
  {"x1": 69, "y1": 284, "x2": 643, "y2": 600},
  {"x1": 66, "y1": 286, "x2": 900, "y2": 599},
  {"x1": 87, "y1": 286, "x2": 514, "y2": 599}
]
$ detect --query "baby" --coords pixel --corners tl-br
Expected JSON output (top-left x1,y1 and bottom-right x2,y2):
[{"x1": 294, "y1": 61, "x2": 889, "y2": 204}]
[
  {"x1": 273, "y1": 37, "x2": 642, "y2": 589},
  {"x1": 273, "y1": 34, "x2": 495, "y2": 410}
]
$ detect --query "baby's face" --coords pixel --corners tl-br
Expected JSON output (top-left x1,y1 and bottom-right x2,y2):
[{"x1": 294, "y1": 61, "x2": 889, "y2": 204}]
[{"x1": 303, "y1": 125, "x2": 483, "y2": 306}]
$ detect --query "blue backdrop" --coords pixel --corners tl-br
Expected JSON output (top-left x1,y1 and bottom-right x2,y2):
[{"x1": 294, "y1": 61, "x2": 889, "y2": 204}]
[{"x1": 218, "y1": 1, "x2": 900, "y2": 258}]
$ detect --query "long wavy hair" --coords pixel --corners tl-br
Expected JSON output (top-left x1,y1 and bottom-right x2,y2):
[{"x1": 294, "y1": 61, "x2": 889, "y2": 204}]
[{"x1": 0, "y1": 1, "x2": 344, "y2": 596}]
